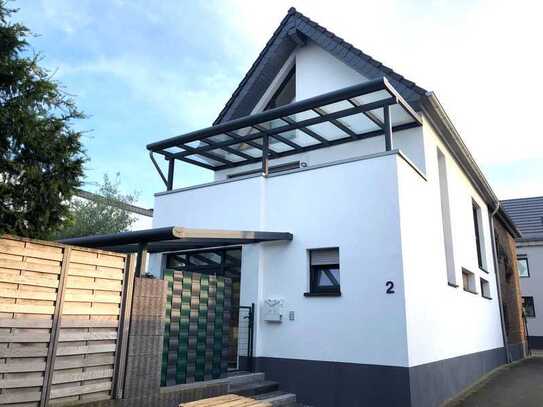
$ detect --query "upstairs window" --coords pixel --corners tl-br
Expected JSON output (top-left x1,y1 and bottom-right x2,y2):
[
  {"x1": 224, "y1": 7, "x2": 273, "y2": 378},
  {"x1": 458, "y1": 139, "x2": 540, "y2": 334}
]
[
  {"x1": 265, "y1": 67, "x2": 295, "y2": 110},
  {"x1": 480, "y1": 278, "x2": 491, "y2": 299},
  {"x1": 472, "y1": 200, "x2": 487, "y2": 271},
  {"x1": 523, "y1": 296, "x2": 536, "y2": 318},
  {"x1": 306, "y1": 248, "x2": 340, "y2": 296},
  {"x1": 462, "y1": 268, "x2": 477, "y2": 294},
  {"x1": 517, "y1": 256, "x2": 530, "y2": 278}
]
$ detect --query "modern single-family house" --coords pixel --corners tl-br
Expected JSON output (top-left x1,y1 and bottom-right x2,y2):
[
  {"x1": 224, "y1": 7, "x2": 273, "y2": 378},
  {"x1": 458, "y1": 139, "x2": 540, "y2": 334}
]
[
  {"x1": 60, "y1": 8, "x2": 526, "y2": 407},
  {"x1": 502, "y1": 196, "x2": 543, "y2": 349}
]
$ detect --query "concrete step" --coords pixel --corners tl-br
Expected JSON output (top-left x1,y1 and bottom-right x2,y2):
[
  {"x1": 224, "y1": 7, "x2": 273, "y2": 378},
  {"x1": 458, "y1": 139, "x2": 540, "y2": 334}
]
[
  {"x1": 230, "y1": 380, "x2": 279, "y2": 397},
  {"x1": 254, "y1": 390, "x2": 297, "y2": 406},
  {"x1": 227, "y1": 372, "x2": 266, "y2": 387}
]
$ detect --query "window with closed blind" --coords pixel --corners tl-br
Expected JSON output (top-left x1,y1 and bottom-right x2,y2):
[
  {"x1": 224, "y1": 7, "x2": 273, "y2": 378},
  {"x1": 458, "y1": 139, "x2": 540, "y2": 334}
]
[{"x1": 305, "y1": 248, "x2": 340, "y2": 296}]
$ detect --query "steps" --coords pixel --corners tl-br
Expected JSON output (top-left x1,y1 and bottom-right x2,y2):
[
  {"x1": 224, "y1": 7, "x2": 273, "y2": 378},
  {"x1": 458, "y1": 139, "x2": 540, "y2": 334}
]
[{"x1": 227, "y1": 372, "x2": 298, "y2": 406}]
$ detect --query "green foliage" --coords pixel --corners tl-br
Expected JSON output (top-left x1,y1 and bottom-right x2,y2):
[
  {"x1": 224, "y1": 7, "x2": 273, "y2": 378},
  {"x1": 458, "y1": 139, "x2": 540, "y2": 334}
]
[
  {"x1": 0, "y1": 1, "x2": 86, "y2": 238},
  {"x1": 51, "y1": 174, "x2": 138, "y2": 239}
]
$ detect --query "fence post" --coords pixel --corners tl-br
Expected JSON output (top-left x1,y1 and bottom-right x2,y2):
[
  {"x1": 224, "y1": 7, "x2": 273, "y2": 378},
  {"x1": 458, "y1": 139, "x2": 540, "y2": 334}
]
[
  {"x1": 40, "y1": 246, "x2": 72, "y2": 407},
  {"x1": 113, "y1": 253, "x2": 137, "y2": 399}
]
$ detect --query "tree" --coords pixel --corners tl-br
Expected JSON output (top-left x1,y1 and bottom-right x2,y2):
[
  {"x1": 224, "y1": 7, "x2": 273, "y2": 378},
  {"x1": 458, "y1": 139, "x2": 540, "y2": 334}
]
[
  {"x1": 51, "y1": 174, "x2": 138, "y2": 239},
  {"x1": 0, "y1": 2, "x2": 85, "y2": 239}
]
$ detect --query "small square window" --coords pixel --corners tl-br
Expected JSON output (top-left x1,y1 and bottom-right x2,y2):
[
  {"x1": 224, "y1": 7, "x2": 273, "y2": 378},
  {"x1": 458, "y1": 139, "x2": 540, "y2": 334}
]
[
  {"x1": 462, "y1": 268, "x2": 477, "y2": 294},
  {"x1": 517, "y1": 257, "x2": 530, "y2": 278},
  {"x1": 523, "y1": 296, "x2": 536, "y2": 318},
  {"x1": 480, "y1": 278, "x2": 491, "y2": 299},
  {"x1": 306, "y1": 248, "x2": 340, "y2": 296}
]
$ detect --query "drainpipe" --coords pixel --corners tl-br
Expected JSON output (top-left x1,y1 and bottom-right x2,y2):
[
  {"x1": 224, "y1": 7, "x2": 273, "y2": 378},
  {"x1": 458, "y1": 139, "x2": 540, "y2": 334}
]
[{"x1": 489, "y1": 202, "x2": 511, "y2": 363}]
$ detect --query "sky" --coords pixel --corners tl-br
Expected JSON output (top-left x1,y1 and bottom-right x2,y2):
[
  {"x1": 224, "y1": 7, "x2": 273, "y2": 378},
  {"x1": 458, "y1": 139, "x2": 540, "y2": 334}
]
[{"x1": 13, "y1": 0, "x2": 543, "y2": 207}]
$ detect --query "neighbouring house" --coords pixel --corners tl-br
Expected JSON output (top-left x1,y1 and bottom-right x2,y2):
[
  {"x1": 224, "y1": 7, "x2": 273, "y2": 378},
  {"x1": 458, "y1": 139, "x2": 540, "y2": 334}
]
[
  {"x1": 502, "y1": 196, "x2": 543, "y2": 349},
  {"x1": 493, "y1": 208, "x2": 527, "y2": 359},
  {"x1": 75, "y1": 189, "x2": 153, "y2": 231},
  {"x1": 60, "y1": 8, "x2": 527, "y2": 407}
]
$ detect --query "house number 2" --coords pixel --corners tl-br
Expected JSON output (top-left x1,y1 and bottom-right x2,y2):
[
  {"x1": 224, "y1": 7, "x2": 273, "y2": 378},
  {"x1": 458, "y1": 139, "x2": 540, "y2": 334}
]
[{"x1": 385, "y1": 281, "x2": 395, "y2": 294}]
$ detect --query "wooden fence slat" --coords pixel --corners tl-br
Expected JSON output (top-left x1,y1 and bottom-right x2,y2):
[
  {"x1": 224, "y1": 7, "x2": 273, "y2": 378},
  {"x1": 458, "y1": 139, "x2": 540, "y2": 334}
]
[
  {"x1": 0, "y1": 333, "x2": 51, "y2": 342},
  {"x1": 56, "y1": 344, "x2": 117, "y2": 356},
  {"x1": 49, "y1": 382, "x2": 112, "y2": 399},
  {"x1": 0, "y1": 375, "x2": 44, "y2": 388},
  {"x1": 0, "y1": 318, "x2": 53, "y2": 328},
  {"x1": 0, "y1": 272, "x2": 59, "y2": 288},
  {"x1": 0, "y1": 390, "x2": 42, "y2": 403},
  {"x1": 52, "y1": 368, "x2": 114, "y2": 384},
  {"x1": 62, "y1": 306, "x2": 120, "y2": 316},
  {"x1": 59, "y1": 319, "x2": 118, "y2": 328},
  {"x1": 70, "y1": 251, "x2": 124, "y2": 269},
  {"x1": 0, "y1": 243, "x2": 63, "y2": 261},
  {"x1": 68, "y1": 267, "x2": 124, "y2": 281},
  {"x1": 0, "y1": 347, "x2": 49, "y2": 357},
  {"x1": 0, "y1": 288, "x2": 58, "y2": 301},
  {"x1": 54, "y1": 355, "x2": 115, "y2": 370},
  {"x1": 0, "y1": 258, "x2": 61, "y2": 274},
  {"x1": 0, "y1": 303, "x2": 55, "y2": 315},
  {"x1": 64, "y1": 292, "x2": 121, "y2": 304},
  {"x1": 58, "y1": 331, "x2": 117, "y2": 342},
  {"x1": 65, "y1": 277, "x2": 122, "y2": 292},
  {"x1": 0, "y1": 360, "x2": 46, "y2": 373}
]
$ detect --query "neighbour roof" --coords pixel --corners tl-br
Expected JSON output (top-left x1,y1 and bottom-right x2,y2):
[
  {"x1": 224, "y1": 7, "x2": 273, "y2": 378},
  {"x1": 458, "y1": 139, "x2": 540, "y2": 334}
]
[
  {"x1": 75, "y1": 189, "x2": 153, "y2": 217},
  {"x1": 214, "y1": 7, "x2": 427, "y2": 125},
  {"x1": 147, "y1": 78, "x2": 422, "y2": 170},
  {"x1": 58, "y1": 226, "x2": 293, "y2": 253},
  {"x1": 501, "y1": 196, "x2": 543, "y2": 241}
]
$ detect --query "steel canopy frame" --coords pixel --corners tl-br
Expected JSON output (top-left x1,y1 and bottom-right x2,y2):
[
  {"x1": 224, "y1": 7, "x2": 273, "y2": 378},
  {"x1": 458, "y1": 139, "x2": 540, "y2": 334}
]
[{"x1": 147, "y1": 77, "x2": 422, "y2": 190}]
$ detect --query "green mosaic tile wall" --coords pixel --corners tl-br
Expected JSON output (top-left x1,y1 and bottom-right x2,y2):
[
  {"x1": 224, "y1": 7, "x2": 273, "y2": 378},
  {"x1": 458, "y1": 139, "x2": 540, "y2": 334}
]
[{"x1": 161, "y1": 270, "x2": 231, "y2": 385}]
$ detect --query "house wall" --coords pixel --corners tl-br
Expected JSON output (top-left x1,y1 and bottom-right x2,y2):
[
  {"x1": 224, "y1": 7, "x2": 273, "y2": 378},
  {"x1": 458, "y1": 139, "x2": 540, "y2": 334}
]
[
  {"x1": 214, "y1": 42, "x2": 426, "y2": 182},
  {"x1": 153, "y1": 153, "x2": 409, "y2": 368},
  {"x1": 494, "y1": 219, "x2": 527, "y2": 359},
  {"x1": 517, "y1": 241, "x2": 543, "y2": 347},
  {"x1": 397, "y1": 118, "x2": 505, "y2": 407}
]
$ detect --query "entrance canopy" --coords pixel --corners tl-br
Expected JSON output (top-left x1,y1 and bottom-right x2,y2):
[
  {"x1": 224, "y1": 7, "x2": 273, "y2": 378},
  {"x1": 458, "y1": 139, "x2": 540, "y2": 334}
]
[
  {"x1": 147, "y1": 77, "x2": 422, "y2": 190},
  {"x1": 58, "y1": 226, "x2": 293, "y2": 254}
]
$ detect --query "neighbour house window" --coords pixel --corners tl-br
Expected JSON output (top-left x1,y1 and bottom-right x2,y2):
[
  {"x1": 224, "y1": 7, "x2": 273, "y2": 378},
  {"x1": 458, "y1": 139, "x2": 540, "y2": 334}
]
[
  {"x1": 437, "y1": 148, "x2": 456, "y2": 286},
  {"x1": 480, "y1": 278, "x2": 491, "y2": 299},
  {"x1": 462, "y1": 268, "x2": 477, "y2": 294},
  {"x1": 523, "y1": 296, "x2": 536, "y2": 318},
  {"x1": 472, "y1": 200, "x2": 487, "y2": 271},
  {"x1": 517, "y1": 256, "x2": 530, "y2": 278},
  {"x1": 305, "y1": 248, "x2": 340, "y2": 296}
]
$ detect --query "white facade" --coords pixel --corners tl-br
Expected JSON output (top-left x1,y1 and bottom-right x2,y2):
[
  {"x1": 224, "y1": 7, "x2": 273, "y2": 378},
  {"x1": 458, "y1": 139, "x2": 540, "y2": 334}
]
[{"x1": 150, "y1": 40, "x2": 504, "y2": 372}]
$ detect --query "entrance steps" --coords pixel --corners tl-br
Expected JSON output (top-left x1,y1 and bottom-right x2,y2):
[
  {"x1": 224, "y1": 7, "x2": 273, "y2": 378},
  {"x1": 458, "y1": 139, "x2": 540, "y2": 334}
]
[{"x1": 228, "y1": 372, "x2": 303, "y2": 406}]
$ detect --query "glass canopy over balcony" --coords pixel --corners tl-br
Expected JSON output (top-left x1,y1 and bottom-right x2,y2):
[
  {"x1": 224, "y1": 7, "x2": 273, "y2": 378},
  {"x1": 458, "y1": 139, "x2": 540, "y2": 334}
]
[{"x1": 147, "y1": 77, "x2": 422, "y2": 190}]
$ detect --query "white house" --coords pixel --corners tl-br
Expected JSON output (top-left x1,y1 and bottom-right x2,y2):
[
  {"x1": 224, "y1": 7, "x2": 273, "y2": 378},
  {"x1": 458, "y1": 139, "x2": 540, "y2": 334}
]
[
  {"x1": 502, "y1": 196, "x2": 543, "y2": 349},
  {"x1": 141, "y1": 8, "x2": 514, "y2": 407}
]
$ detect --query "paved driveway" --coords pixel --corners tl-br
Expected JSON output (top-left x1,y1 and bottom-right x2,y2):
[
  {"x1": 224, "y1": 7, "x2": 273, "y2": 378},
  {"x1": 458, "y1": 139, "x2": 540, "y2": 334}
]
[{"x1": 446, "y1": 357, "x2": 543, "y2": 407}]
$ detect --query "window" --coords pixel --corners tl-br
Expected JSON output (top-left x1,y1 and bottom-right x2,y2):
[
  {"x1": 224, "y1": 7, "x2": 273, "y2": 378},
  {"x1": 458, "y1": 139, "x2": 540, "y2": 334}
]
[
  {"x1": 480, "y1": 278, "x2": 491, "y2": 299},
  {"x1": 517, "y1": 256, "x2": 530, "y2": 278},
  {"x1": 265, "y1": 67, "x2": 295, "y2": 110},
  {"x1": 472, "y1": 200, "x2": 487, "y2": 271},
  {"x1": 523, "y1": 296, "x2": 536, "y2": 318},
  {"x1": 462, "y1": 268, "x2": 476, "y2": 294},
  {"x1": 437, "y1": 148, "x2": 456, "y2": 286},
  {"x1": 305, "y1": 248, "x2": 340, "y2": 296}
]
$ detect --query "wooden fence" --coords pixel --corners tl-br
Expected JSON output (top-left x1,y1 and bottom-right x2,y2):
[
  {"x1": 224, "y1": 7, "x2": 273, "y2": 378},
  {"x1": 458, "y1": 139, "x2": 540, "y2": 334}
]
[{"x1": 0, "y1": 235, "x2": 135, "y2": 406}]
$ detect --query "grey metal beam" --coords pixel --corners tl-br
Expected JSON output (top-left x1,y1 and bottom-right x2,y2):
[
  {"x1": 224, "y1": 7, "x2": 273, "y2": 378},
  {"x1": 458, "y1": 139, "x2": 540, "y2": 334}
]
[{"x1": 384, "y1": 105, "x2": 392, "y2": 151}]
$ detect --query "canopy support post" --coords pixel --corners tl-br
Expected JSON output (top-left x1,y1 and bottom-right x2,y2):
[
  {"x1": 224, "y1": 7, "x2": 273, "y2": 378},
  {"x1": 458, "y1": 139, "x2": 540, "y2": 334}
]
[
  {"x1": 384, "y1": 105, "x2": 393, "y2": 151},
  {"x1": 262, "y1": 134, "x2": 269, "y2": 177},
  {"x1": 167, "y1": 158, "x2": 175, "y2": 191}
]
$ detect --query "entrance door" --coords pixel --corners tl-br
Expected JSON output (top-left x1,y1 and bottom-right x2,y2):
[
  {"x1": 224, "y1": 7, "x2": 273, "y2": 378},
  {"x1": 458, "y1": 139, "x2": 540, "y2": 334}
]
[{"x1": 160, "y1": 248, "x2": 241, "y2": 385}]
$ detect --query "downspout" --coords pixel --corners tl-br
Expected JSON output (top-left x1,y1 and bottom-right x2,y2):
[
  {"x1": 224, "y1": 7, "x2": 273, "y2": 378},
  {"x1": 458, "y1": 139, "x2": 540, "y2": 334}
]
[{"x1": 489, "y1": 202, "x2": 511, "y2": 363}]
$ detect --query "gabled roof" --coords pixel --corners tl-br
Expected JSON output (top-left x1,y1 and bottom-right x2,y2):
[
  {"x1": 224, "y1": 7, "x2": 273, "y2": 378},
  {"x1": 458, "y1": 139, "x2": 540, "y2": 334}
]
[
  {"x1": 502, "y1": 196, "x2": 543, "y2": 241},
  {"x1": 214, "y1": 7, "x2": 427, "y2": 125}
]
